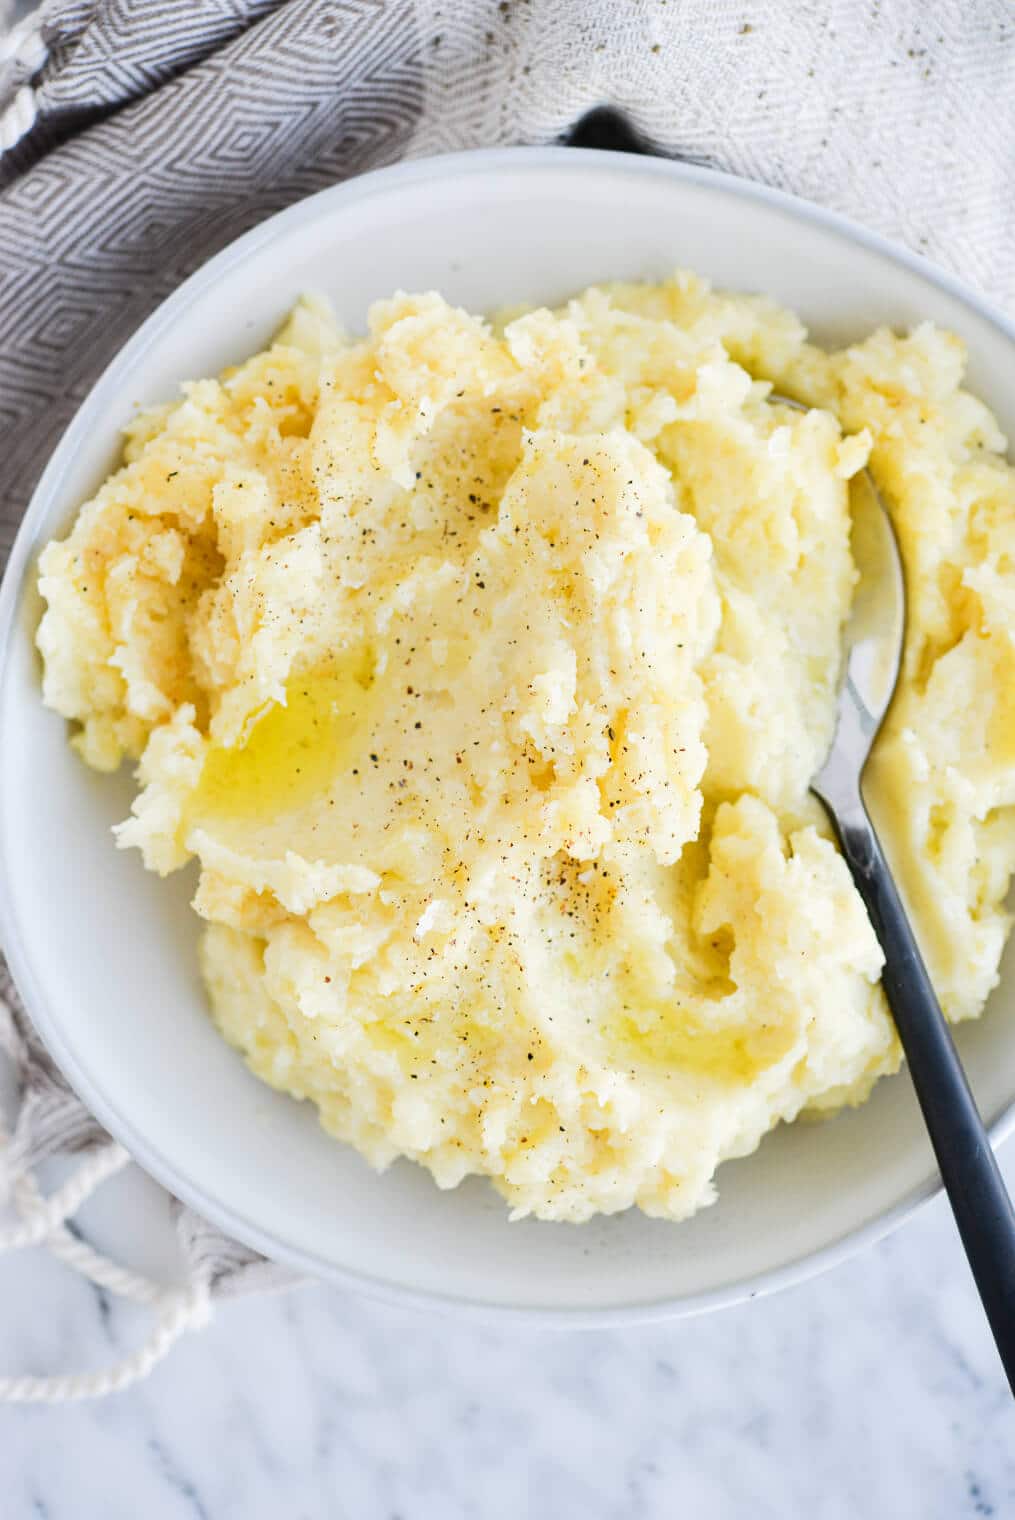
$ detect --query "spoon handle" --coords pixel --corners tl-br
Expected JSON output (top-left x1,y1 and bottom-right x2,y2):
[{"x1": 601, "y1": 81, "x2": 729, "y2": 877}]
[{"x1": 823, "y1": 787, "x2": 1015, "y2": 1396}]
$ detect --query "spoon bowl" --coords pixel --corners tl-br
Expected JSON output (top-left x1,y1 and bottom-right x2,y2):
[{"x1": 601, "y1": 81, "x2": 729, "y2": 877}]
[{"x1": 772, "y1": 400, "x2": 906, "y2": 809}]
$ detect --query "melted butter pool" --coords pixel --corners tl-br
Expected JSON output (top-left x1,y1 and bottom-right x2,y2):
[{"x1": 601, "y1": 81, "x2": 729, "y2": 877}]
[
  {"x1": 611, "y1": 1006, "x2": 797, "y2": 1082},
  {"x1": 191, "y1": 648, "x2": 375, "y2": 822}
]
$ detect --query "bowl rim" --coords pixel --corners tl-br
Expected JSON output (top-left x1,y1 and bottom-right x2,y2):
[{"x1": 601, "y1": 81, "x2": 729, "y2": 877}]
[{"x1": 2, "y1": 144, "x2": 1015, "y2": 1326}]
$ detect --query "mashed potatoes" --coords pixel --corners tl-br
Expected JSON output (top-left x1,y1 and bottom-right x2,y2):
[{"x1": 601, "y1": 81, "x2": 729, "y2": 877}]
[{"x1": 36, "y1": 275, "x2": 1015, "y2": 1221}]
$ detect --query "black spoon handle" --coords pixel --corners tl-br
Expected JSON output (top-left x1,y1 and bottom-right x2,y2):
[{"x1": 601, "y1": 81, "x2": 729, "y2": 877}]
[{"x1": 824, "y1": 788, "x2": 1015, "y2": 1395}]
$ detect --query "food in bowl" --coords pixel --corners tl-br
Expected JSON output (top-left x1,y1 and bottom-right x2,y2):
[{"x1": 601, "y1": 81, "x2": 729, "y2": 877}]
[{"x1": 35, "y1": 274, "x2": 1015, "y2": 1223}]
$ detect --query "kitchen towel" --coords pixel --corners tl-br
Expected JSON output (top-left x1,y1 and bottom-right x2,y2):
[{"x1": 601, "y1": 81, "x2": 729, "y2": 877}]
[{"x1": 1, "y1": 0, "x2": 1013, "y2": 1402}]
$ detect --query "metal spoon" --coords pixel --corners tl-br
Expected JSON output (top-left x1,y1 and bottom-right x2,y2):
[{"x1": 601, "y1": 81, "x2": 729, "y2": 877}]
[
  {"x1": 564, "y1": 106, "x2": 1015, "y2": 1379},
  {"x1": 783, "y1": 396, "x2": 1015, "y2": 1393}
]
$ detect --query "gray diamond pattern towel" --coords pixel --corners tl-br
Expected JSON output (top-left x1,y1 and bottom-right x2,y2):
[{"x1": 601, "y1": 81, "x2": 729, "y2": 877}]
[{"x1": 0, "y1": 0, "x2": 1014, "y2": 1395}]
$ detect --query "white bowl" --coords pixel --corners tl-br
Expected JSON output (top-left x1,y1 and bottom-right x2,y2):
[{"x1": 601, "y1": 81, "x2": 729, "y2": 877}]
[{"x1": 3, "y1": 148, "x2": 1015, "y2": 1324}]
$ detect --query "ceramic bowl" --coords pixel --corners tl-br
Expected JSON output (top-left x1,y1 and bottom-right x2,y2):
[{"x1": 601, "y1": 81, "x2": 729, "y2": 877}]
[{"x1": 3, "y1": 148, "x2": 1014, "y2": 1322}]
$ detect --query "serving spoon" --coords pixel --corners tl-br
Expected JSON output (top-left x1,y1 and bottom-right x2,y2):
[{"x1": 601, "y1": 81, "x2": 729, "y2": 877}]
[
  {"x1": 564, "y1": 108, "x2": 1015, "y2": 1388},
  {"x1": 787, "y1": 398, "x2": 1015, "y2": 1394}
]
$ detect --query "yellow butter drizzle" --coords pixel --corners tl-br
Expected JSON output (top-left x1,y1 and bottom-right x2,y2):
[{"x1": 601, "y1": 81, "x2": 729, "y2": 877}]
[
  {"x1": 611, "y1": 1006, "x2": 797, "y2": 1081},
  {"x1": 191, "y1": 647, "x2": 375, "y2": 821}
]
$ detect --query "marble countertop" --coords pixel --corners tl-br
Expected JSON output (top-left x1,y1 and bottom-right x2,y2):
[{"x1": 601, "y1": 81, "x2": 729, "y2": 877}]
[{"x1": 3, "y1": 1138, "x2": 1014, "y2": 1520}]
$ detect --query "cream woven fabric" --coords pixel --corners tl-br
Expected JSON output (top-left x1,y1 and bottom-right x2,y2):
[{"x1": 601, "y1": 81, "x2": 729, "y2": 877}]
[{"x1": 1, "y1": 0, "x2": 1012, "y2": 1400}]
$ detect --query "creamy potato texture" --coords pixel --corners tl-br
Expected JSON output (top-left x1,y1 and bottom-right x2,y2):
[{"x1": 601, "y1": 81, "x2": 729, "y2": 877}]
[{"x1": 37, "y1": 276, "x2": 1015, "y2": 1221}]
